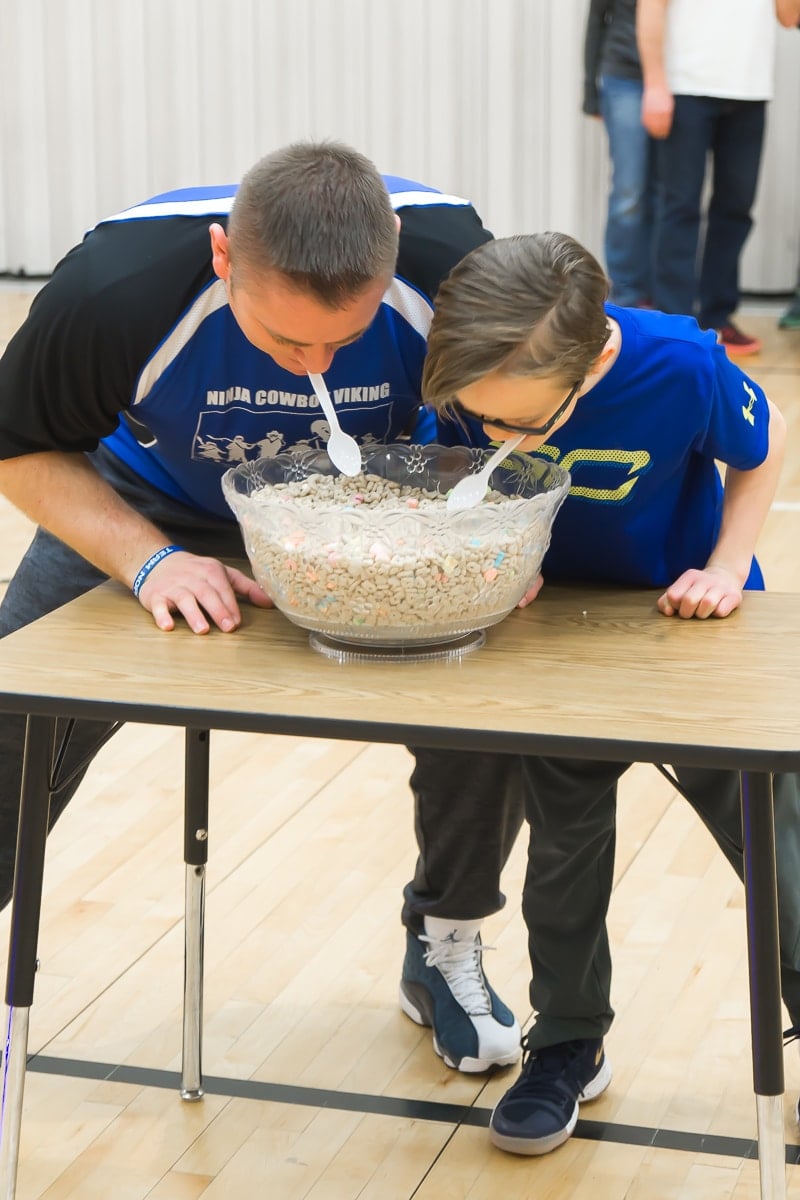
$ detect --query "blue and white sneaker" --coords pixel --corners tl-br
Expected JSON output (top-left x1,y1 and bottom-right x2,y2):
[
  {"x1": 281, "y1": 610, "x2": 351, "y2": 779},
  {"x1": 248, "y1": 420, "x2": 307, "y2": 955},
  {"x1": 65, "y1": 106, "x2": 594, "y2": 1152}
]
[
  {"x1": 399, "y1": 916, "x2": 521, "y2": 1073},
  {"x1": 490, "y1": 1035, "x2": 612, "y2": 1155}
]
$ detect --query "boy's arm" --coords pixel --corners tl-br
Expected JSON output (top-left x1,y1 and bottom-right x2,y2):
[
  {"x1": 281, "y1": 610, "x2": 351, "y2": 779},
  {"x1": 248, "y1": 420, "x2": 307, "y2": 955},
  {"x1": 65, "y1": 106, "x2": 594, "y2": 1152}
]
[
  {"x1": 659, "y1": 398, "x2": 787, "y2": 619},
  {"x1": 637, "y1": 0, "x2": 674, "y2": 138}
]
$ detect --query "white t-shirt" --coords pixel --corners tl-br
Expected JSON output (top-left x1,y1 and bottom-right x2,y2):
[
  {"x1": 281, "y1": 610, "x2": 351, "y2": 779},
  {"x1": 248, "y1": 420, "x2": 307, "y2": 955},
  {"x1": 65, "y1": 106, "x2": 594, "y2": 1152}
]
[{"x1": 666, "y1": 0, "x2": 777, "y2": 99}]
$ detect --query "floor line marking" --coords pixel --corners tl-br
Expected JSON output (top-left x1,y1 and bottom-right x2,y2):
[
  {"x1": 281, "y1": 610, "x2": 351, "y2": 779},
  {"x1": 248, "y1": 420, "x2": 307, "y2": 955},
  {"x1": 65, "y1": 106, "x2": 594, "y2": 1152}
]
[{"x1": 25, "y1": 1054, "x2": 800, "y2": 1164}]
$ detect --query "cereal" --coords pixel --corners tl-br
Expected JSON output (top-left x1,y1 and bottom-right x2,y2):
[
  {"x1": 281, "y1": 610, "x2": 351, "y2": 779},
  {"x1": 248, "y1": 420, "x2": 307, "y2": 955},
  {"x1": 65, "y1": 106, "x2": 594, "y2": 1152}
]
[{"x1": 234, "y1": 468, "x2": 565, "y2": 642}]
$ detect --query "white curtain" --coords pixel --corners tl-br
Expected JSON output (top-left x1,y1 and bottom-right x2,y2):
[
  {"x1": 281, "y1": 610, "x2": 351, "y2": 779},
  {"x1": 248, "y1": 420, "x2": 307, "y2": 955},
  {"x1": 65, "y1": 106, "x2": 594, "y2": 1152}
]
[{"x1": 0, "y1": 0, "x2": 797, "y2": 288}]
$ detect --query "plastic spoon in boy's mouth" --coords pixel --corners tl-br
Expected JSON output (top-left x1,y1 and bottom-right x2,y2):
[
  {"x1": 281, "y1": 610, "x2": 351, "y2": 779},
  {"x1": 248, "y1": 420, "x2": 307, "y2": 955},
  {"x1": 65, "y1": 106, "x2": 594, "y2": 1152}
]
[{"x1": 446, "y1": 434, "x2": 526, "y2": 513}]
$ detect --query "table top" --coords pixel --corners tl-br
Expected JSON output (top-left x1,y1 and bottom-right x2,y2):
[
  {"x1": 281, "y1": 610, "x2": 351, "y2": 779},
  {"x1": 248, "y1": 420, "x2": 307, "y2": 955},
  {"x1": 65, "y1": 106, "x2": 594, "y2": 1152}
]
[{"x1": 0, "y1": 581, "x2": 798, "y2": 770}]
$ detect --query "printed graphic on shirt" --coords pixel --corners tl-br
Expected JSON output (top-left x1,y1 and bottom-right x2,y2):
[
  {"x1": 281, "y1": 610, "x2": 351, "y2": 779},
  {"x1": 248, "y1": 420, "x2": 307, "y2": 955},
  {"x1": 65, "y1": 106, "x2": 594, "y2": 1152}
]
[
  {"x1": 741, "y1": 380, "x2": 758, "y2": 426},
  {"x1": 534, "y1": 443, "x2": 653, "y2": 503},
  {"x1": 191, "y1": 397, "x2": 396, "y2": 463}
]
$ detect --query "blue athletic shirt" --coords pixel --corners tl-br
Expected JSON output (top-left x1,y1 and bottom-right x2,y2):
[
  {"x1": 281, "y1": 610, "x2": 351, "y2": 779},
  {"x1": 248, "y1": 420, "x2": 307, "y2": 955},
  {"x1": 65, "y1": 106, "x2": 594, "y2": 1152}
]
[
  {"x1": 0, "y1": 176, "x2": 491, "y2": 519},
  {"x1": 442, "y1": 305, "x2": 770, "y2": 589}
]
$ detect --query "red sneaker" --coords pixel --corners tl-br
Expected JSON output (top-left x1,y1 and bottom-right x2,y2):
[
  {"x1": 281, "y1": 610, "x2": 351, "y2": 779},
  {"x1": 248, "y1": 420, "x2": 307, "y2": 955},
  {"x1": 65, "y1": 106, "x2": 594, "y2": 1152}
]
[{"x1": 716, "y1": 322, "x2": 762, "y2": 356}]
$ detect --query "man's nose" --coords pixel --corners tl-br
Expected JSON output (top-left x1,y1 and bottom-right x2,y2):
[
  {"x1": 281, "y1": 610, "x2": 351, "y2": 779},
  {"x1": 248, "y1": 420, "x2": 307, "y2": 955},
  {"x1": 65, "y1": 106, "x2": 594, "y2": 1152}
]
[{"x1": 296, "y1": 345, "x2": 336, "y2": 373}]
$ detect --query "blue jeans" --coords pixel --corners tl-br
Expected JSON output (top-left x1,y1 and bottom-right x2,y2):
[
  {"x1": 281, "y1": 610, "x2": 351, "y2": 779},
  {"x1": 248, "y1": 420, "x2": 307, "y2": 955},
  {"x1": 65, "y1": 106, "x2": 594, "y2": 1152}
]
[
  {"x1": 599, "y1": 73, "x2": 657, "y2": 307},
  {"x1": 652, "y1": 94, "x2": 766, "y2": 329}
]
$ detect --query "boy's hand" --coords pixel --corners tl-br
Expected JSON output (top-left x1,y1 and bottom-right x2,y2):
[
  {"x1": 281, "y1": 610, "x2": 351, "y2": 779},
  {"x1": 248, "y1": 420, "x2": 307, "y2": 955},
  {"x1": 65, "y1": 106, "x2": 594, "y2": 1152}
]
[
  {"x1": 658, "y1": 566, "x2": 743, "y2": 620},
  {"x1": 517, "y1": 573, "x2": 544, "y2": 608},
  {"x1": 137, "y1": 552, "x2": 273, "y2": 633}
]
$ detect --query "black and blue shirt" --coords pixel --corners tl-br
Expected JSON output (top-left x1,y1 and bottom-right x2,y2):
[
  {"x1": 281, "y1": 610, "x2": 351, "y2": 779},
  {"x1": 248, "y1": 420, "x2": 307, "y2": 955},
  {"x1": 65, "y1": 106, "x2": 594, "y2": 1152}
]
[{"x1": 0, "y1": 176, "x2": 491, "y2": 518}]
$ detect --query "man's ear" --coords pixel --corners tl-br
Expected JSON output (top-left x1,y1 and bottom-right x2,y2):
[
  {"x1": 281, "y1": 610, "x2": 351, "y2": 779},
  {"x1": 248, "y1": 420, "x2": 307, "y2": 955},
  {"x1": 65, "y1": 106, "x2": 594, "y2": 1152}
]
[{"x1": 209, "y1": 222, "x2": 231, "y2": 281}]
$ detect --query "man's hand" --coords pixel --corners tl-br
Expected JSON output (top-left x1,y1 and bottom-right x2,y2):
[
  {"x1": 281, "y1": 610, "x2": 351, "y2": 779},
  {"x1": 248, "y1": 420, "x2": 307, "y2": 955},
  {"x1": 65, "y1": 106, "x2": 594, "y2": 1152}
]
[
  {"x1": 641, "y1": 83, "x2": 674, "y2": 138},
  {"x1": 517, "y1": 573, "x2": 544, "y2": 608},
  {"x1": 137, "y1": 551, "x2": 273, "y2": 633},
  {"x1": 658, "y1": 566, "x2": 743, "y2": 619}
]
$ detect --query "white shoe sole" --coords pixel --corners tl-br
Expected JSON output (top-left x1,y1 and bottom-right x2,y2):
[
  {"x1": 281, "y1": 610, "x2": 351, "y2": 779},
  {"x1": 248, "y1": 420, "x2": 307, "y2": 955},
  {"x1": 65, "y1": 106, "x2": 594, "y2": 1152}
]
[{"x1": 489, "y1": 1056, "x2": 613, "y2": 1156}]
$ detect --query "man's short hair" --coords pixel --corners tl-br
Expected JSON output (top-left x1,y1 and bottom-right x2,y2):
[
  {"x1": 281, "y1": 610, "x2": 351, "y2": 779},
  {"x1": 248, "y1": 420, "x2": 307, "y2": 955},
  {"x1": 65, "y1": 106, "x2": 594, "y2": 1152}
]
[{"x1": 228, "y1": 140, "x2": 398, "y2": 307}]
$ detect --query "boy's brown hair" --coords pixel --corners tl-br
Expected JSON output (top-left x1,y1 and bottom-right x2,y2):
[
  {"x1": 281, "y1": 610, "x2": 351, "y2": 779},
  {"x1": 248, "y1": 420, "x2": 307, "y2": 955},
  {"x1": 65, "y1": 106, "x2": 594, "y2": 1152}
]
[{"x1": 422, "y1": 232, "x2": 611, "y2": 410}]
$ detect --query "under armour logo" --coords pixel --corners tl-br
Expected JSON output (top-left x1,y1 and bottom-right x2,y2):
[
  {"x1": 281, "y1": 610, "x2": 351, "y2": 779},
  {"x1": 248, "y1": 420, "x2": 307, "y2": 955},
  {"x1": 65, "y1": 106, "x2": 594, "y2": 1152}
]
[{"x1": 742, "y1": 381, "x2": 757, "y2": 425}]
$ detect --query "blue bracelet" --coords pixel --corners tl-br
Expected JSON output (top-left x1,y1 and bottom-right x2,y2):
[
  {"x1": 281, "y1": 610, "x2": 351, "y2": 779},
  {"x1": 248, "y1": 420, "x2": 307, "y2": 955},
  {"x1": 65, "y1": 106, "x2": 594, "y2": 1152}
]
[{"x1": 132, "y1": 544, "x2": 186, "y2": 598}]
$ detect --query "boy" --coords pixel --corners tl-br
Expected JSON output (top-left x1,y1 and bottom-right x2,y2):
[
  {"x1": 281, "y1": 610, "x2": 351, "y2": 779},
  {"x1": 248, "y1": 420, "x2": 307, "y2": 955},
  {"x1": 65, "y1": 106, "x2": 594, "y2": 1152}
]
[{"x1": 422, "y1": 230, "x2": 800, "y2": 1154}]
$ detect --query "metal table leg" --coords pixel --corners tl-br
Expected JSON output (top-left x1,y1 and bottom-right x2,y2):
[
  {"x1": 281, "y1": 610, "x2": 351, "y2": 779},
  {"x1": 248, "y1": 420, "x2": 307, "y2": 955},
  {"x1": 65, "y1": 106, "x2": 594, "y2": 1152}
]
[
  {"x1": 741, "y1": 771, "x2": 786, "y2": 1200},
  {"x1": 0, "y1": 715, "x2": 56, "y2": 1200},
  {"x1": 181, "y1": 728, "x2": 209, "y2": 1102}
]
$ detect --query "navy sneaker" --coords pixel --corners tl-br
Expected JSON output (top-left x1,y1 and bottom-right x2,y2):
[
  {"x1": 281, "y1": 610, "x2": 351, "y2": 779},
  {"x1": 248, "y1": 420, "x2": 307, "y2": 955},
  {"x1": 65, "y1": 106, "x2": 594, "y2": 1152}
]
[
  {"x1": 399, "y1": 916, "x2": 521, "y2": 1072},
  {"x1": 490, "y1": 1035, "x2": 612, "y2": 1155}
]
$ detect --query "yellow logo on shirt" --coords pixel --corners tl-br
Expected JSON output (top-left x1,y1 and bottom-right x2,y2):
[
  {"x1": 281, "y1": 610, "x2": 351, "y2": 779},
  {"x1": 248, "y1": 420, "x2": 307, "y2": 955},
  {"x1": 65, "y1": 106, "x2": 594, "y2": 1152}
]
[
  {"x1": 742, "y1": 382, "x2": 757, "y2": 426},
  {"x1": 534, "y1": 445, "x2": 652, "y2": 502}
]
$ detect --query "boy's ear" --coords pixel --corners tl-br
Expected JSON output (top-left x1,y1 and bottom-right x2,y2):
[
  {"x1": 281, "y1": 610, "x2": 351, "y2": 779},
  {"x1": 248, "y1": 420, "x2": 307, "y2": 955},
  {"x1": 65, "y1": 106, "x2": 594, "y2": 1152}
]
[{"x1": 585, "y1": 342, "x2": 616, "y2": 379}]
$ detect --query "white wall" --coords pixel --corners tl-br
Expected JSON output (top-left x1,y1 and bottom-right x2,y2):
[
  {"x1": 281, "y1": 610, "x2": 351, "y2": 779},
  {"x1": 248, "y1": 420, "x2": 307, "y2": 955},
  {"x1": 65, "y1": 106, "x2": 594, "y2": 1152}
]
[{"x1": 0, "y1": 0, "x2": 797, "y2": 289}]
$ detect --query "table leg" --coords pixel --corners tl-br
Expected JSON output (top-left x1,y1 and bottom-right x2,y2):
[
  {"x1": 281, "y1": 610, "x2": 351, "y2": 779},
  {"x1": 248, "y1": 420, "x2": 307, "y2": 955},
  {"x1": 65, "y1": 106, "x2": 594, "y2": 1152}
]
[
  {"x1": 0, "y1": 715, "x2": 56, "y2": 1200},
  {"x1": 181, "y1": 728, "x2": 209, "y2": 1101},
  {"x1": 741, "y1": 770, "x2": 786, "y2": 1200}
]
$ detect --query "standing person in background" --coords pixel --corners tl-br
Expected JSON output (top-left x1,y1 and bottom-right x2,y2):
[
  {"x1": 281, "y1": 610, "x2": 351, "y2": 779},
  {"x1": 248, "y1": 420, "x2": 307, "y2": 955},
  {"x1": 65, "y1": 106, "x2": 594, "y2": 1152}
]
[
  {"x1": 638, "y1": 0, "x2": 800, "y2": 357},
  {"x1": 583, "y1": 0, "x2": 656, "y2": 308}
]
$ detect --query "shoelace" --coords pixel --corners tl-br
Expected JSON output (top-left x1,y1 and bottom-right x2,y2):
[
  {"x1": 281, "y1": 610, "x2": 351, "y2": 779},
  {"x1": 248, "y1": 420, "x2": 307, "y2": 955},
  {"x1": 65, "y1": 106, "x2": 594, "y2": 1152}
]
[
  {"x1": 514, "y1": 1035, "x2": 594, "y2": 1099},
  {"x1": 420, "y1": 931, "x2": 494, "y2": 1015},
  {"x1": 784, "y1": 1024, "x2": 800, "y2": 1045}
]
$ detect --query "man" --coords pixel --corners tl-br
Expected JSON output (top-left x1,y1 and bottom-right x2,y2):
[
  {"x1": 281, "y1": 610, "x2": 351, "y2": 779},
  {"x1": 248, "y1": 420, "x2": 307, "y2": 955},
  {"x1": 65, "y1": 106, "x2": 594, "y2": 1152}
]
[
  {"x1": 0, "y1": 140, "x2": 523, "y2": 1075},
  {"x1": 637, "y1": 0, "x2": 800, "y2": 356}
]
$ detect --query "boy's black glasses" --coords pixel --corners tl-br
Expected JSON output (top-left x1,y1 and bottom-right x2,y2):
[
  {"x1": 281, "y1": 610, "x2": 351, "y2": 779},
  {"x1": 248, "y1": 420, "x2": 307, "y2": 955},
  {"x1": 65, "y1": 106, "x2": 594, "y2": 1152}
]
[{"x1": 454, "y1": 378, "x2": 582, "y2": 437}]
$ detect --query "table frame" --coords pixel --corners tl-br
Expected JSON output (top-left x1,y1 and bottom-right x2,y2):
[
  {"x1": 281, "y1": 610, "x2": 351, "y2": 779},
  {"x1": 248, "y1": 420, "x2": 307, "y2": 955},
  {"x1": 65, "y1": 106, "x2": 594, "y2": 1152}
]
[{"x1": 1, "y1": 583, "x2": 798, "y2": 1199}]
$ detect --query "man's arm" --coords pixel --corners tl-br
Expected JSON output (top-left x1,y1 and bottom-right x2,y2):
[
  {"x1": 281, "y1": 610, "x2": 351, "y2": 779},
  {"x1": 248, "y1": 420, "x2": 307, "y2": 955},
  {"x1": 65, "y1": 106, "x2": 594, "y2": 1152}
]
[
  {"x1": 0, "y1": 450, "x2": 271, "y2": 633},
  {"x1": 636, "y1": 0, "x2": 675, "y2": 138},
  {"x1": 658, "y1": 398, "x2": 786, "y2": 618}
]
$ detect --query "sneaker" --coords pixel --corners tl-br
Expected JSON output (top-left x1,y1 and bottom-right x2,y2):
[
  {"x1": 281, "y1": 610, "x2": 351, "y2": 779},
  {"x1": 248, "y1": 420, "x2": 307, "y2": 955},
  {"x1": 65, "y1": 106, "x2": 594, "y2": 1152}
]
[
  {"x1": 399, "y1": 916, "x2": 521, "y2": 1072},
  {"x1": 778, "y1": 294, "x2": 800, "y2": 331},
  {"x1": 715, "y1": 321, "x2": 762, "y2": 356},
  {"x1": 489, "y1": 1035, "x2": 612, "y2": 1155}
]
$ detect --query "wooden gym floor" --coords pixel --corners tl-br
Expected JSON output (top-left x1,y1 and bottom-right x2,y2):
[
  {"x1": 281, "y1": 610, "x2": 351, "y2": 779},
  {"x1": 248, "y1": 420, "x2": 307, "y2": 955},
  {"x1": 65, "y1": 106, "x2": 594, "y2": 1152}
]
[{"x1": 0, "y1": 281, "x2": 799, "y2": 1198}]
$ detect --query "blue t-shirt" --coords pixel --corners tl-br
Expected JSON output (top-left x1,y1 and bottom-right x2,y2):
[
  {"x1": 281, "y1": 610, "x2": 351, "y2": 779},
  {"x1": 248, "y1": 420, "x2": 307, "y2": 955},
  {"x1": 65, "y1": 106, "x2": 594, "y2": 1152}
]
[
  {"x1": 441, "y1": 305, "x2": 770, "y2": 589},
  {"x1": 537, "y1": 304, "x2": 767, "y2": 590}
]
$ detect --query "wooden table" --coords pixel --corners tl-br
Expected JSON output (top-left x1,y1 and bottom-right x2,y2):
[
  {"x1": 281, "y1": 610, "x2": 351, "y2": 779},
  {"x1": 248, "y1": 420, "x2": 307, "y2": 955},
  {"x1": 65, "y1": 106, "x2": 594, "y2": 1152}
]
[{"x1": 1, "y1": 581, "x2": 799, "y2": 1198}]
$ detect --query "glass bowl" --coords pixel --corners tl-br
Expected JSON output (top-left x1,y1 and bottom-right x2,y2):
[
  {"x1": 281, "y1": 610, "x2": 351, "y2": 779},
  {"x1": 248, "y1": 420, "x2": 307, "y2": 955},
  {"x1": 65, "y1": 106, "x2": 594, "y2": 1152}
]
[{"x1": 222, "y1": 443, "x2": 570, "y2": 651}]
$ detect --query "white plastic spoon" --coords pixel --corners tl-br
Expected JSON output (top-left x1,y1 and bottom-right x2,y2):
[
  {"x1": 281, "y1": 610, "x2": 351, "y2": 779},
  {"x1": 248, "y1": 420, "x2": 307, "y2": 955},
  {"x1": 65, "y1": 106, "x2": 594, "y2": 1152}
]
[
  {"x1": 446, "y1": 433, "x2": 526, "y2": 513},
  {"x1": 307, "y1": 371, "x2": 362, "y2": 477}
]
